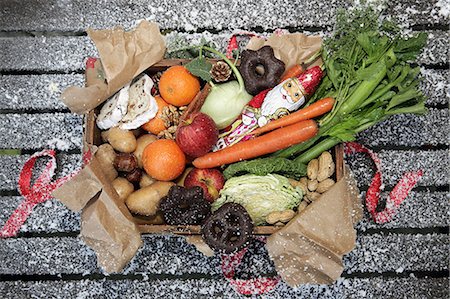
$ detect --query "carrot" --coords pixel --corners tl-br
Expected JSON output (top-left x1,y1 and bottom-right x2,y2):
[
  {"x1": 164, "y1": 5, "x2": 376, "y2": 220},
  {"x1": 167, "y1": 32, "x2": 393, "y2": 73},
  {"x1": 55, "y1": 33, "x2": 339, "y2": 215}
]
[
  {"x1": 250, "y1": 97, "x2": 334, "y2": 137},
  {"x1": 280, "y1": 64, "x2": 305, "y2": 82},
  {"x1": 192, "y1": 120, "x2": 318, "y2": 168}
]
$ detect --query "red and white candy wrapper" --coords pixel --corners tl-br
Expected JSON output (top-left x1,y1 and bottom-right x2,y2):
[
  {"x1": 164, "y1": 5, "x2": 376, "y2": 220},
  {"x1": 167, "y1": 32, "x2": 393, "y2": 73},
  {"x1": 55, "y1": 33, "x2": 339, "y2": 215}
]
[
  {"x1": 221, "y1": 237, "x2": 280, "y2": 295},
  {"x1": 214, "y1": 66, "x2": 323, "y2": 150},
  {"x1": 344, "y1": 142, "x2": 423, "y2": 223}
]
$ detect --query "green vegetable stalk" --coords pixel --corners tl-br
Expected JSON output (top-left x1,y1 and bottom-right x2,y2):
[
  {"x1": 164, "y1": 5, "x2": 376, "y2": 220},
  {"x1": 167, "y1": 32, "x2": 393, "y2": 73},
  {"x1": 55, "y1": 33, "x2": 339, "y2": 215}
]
[{"x1": 273, "y1": 6, "x2": 428, "y2": 162}]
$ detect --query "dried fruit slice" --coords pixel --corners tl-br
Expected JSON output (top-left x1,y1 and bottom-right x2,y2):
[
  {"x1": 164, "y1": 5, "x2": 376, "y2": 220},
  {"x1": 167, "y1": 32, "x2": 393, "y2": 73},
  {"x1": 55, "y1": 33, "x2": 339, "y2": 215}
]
[
  {"x1": 96, "y1": 84, "x2": 129, "y2": 130},
  {"x1": 120, "y1": 74, "x2": 158, "y2": 130}
]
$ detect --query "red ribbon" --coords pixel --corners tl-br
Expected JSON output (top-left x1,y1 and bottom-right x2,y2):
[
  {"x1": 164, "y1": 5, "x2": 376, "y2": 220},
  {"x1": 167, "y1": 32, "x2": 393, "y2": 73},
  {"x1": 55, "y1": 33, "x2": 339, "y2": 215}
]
[
  {"x1": 0, "y1": 150, "x2": 80, "y2": 238},
  {"x1": 221, "y1": 237, "x2": 280, "y2": 295},
  {"x1": 225, "y1": 31, "x2": 261, "y2": 59},
  {"x1": 344, "y1": 142, "x2": 423, "y2": 223}
]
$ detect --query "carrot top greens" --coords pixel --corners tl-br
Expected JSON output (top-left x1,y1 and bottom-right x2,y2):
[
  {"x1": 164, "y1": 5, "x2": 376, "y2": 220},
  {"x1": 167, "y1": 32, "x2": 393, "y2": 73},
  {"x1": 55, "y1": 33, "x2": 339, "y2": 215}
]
[{"x1": 274, "y1": 6, "x2": 428, "y2": 162}]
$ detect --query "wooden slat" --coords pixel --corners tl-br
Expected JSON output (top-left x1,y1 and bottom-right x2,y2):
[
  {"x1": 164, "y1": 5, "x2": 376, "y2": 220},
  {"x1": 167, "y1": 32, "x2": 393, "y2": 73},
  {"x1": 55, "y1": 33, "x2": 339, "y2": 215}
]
[
  {"x1": 357, "y1": 108, "x2": 448, "y2": 147},
  {"x1": 1, "y1": 69, "x2": 446, "y2": 110},
  {"x1": 0, "y1": 98, "x2": 445, "y2": 152},
  {"x1": 0, "y1": 197, "x2": 80, "y2": 233},
  {"x1": 0, "y1": 113, "x2": 82, "y2": 150},
  {"x1": 0, "y1": 234, "x2": 446, "y2": 275},
  {"x1": 417, "y1": 30, "x2": 449, "y2": 65},
  {"x1": 0, "y1": 74, "x2": 84, "y2": 110},
  {"x1": 0, "y1": 30, "x2": 447, "y2": 72},
  {"x1": 0, "y1": 154, "x2": 81, "y2": 191},
  {"x1": 421, "y1": 69, "x2": 449, "y2": 106},
  {"x1": 0, "y1": 149, "x2": 446, "y2": 191},
  {"x1": 357, "y1": 191, "x2": 449, "y2": 230},
  {"x1": 346, "y1": 149, "x2": 448, "y2": 187},
  {"x1": 0, "y1": 191, "x2": 447, "y2": 234},
  {"x1": 0, "y1": 277, "x2": 448, "y2": 299},
  {"x1": 0, "y1": 0, "x2": 447, "y2": 32}
]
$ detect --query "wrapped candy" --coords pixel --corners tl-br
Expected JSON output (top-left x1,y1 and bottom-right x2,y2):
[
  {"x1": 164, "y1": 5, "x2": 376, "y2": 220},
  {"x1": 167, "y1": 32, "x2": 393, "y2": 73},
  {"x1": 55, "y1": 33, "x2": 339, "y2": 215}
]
[{"x1": 214, "y1": 66, "x2": 323, "y2": 151}]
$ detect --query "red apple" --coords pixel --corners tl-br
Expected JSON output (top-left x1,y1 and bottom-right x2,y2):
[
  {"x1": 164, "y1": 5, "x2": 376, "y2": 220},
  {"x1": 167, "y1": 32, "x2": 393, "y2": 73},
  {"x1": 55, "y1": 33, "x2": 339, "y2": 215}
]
[
  {"x1": 184, "y1": 168, "x2": 225, "y2": 202},
  {"x1": 175, "y1": 112, "x2": 219, "y2": 158}
]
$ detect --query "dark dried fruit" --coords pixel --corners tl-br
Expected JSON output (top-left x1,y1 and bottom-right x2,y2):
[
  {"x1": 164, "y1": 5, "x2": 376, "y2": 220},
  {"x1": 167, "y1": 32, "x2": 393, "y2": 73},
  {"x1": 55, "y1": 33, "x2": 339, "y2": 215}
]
[
  {"x1": 126, "y1": 168, "x2": 143, "y2": 183},
  {"x1": 159, "y1": 186, "x2": 211, "y2": 225},
  {"x1": 113, "y1": 153, "x2": 138, "y2": 172},
  {"x1": 201, "y1": 203, "x2": 253, "y2": 253},
  {"x1": 239, "y1": 46, "x2": 285, "y2": 95}
]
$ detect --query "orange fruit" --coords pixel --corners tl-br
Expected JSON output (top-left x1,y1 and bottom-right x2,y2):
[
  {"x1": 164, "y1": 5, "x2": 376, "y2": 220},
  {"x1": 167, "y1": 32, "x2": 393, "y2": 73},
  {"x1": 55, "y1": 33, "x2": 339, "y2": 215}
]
[
  {"x1": 159, "y1": 65, "x2": 200, "y2": 106},
  {"x1": 142, "y1": 139, "x2": 186, "y2": 181},
  {"x1": 141, "y1": 96, "x2": 169, "y2": 134}
]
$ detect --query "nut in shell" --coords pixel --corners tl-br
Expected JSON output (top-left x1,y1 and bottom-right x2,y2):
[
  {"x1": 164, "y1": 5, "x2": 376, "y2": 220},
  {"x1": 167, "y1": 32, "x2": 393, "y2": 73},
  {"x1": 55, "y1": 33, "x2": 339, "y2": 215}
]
[
  {"x1": 316, "y1": 178, "x2": 335, "y2": 193},
  {"x1": 306, "y1": 191, "x2": 321, "y2": 202},
  {"x1": 266, "y1": 210, "x2": 296, "y2": 224},
  {"x1": 317, "y1": 151, "x2": 334, "y2": 182},
  {"x1": 307, "y1": 179, "x2": 318, "y2": 192},
  {"x1": 307, "y1": 159, "x2": 319, "y2": 180},
  {"x1": 297, "y1": 201, "x2": 309, "y2": 213}
]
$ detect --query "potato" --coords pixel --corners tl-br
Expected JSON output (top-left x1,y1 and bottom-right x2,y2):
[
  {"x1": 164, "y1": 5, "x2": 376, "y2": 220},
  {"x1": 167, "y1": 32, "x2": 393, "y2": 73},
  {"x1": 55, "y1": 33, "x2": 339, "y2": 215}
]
[
  {"x1": 139, "y1": 173, "x2": 156, "y2": 188},
  {"x1": 133, "y1": 134, "x2": 157, "y2": 167},
  {"x1": 105, "y1": 127, "x2": 137, "y2": 153},
  {"x1": 125, "y1": 181, "x2": 174, "y2": 216},
  {"x1": 112, "y1": 177, "x2": 134, "y2": 201},
  {"x1": 95, "y1": 144, "x2": 118, "y2": 182}
]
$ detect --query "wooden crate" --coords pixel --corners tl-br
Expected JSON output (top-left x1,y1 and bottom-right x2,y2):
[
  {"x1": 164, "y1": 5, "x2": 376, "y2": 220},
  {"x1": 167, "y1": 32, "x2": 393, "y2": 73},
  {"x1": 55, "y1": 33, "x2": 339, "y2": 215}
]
[{"x1": 84, "y1": 59, "x2": 345, "y2": 236}]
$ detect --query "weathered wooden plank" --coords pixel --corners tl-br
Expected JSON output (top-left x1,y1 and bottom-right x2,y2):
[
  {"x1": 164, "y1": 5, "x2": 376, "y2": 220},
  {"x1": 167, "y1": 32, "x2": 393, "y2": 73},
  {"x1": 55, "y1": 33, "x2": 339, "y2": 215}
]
[
  {"x1": 1, "y1": 69, "x2": 446, "y2": 110},
  {"x1": 0, "y1": 109, "x2": 444, "y2": 151},
  {"x1": 1, "y1": 148, "x2": 446, "y2": 192},
  {"x1": 357, "y1": 108, "x2": 448, "y2": 147},
  {"x1": 0, "y1": 154, "x2": 81, "y2": 191},
  {"x1": 0, "y1": 30, "x2": 447, "y2": 72},
  {"x1": 0, "y1": 235, "x2": 222, "y2": 275},
  {"x1": 345, "y1": 233, "x2": 448, "y2": 274},
  {"x1": 0, "y1": 234, "x2": 446, "y2": 275},
  {"x1": 0, "y1": 113, "x2": 82, "y2": 150},
  {"x1": 0, "y1": 0, "x2": 447, "y2": 32},
  {"x1": 0, "y1": 277, "x2": 448, "y2": 299},
  {"x1": 356, "y1": 191, "x2": 449, "y2": 230},
  {"x1": 0, "y1": 197, "x2": 80, "y2": 233},
  {"x1": 420, "y1": 69, "x2": 449, "y2": 106},
  {"x1": 0, "y1": 36, "x2": 96, "y2": 72},
  {"x1": 346, "y1": 149, "x2": 448, "y2": 187},
  {"x1": 0, "y1": 74, "x2": 84, "y2": 110},
  {"x1": 0, "y1": 191, "x2": 446, "y2": 234},
  {"x1": 417, "y1": 30, "x2": 449, "y2": 65}
]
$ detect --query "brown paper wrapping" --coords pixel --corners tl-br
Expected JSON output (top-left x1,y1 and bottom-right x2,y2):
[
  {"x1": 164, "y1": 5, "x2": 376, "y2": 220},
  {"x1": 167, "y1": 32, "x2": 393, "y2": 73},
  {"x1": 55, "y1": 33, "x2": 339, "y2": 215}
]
[
  {"x1": 52, "y1": 156, "x2": 142, "y2": 273},
  {"x1": 246, "y1": 33, "x2": 322, "y2": 71},
  {"x1": 61, "y1": 20, "x2": 166, "y2": 114},
  {"x1": 266, "y1": 168, "x2": 363, "y2": 286}
]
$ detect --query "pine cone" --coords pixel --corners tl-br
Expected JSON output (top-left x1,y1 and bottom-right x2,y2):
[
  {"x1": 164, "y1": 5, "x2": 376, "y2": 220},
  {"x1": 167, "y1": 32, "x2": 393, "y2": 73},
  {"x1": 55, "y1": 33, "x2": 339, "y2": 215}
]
[{"x1": 211, "y1": 61, "x2": 232, "y2": 82}]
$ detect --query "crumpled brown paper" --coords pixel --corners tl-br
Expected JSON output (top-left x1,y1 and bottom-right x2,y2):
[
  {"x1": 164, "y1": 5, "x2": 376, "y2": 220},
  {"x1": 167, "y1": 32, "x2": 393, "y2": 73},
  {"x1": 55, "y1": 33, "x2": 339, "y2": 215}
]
[
  {"x1": 52, "y1": 156, "x2": 142, "y2": 273},
  {"x1": 61, "y1": 20, "x2": 166, "y2": 114},
  {"x1": 246, "y1": 33, "x2": 322, "y2": 71},
  {"x1": 266, "y1": 168, "x2": 363, "y2": 286}
]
